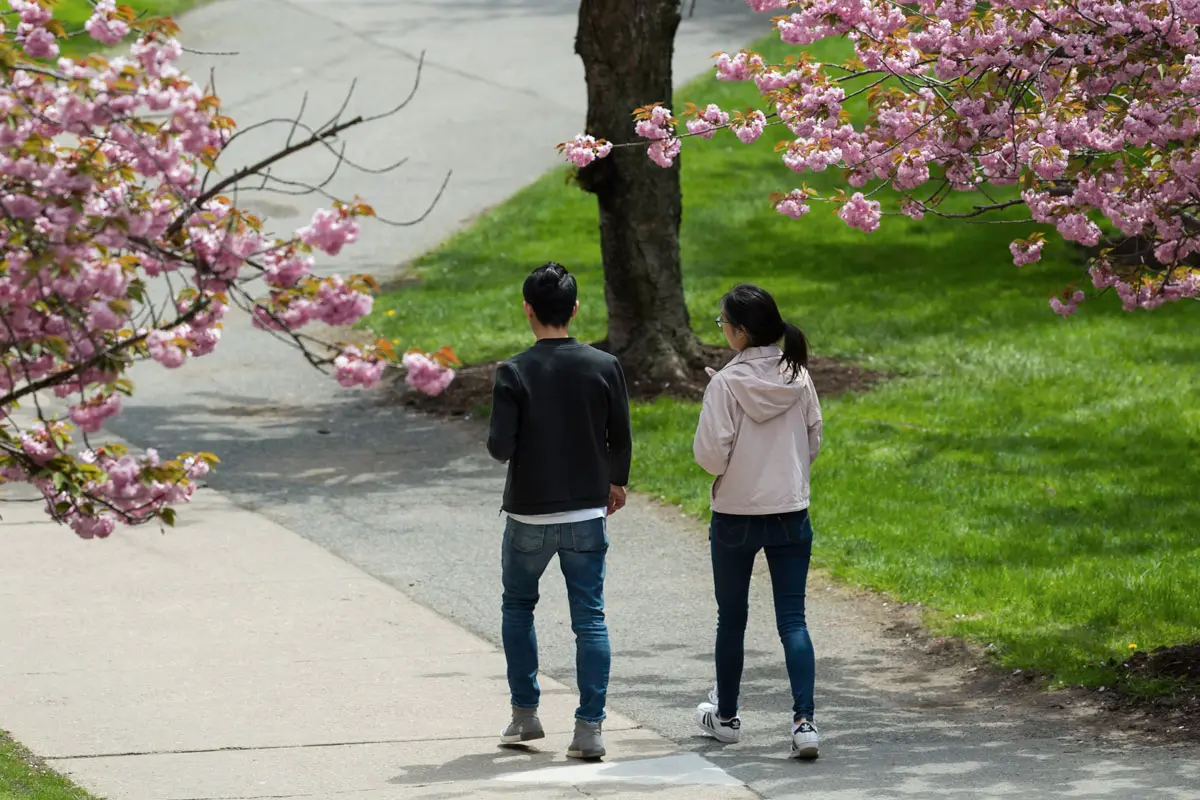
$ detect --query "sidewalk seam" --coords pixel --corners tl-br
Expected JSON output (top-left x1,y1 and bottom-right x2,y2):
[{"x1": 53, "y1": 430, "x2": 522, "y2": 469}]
[{"x1": 45, "y1": 726, "x2": 643, "y2": 760}]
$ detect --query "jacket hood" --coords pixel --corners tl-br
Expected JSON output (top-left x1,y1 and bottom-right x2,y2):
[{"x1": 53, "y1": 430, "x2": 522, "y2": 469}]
[{"x1": 720, "y1": 346, "x2": 807, "y2": 424}]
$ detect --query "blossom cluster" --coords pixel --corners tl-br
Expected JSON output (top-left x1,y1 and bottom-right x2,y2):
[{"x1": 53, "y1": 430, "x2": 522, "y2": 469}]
[
  {"x1": 1, "y1": 3, "x2": 439, "y2": 537},
  {"x1": 560, "y1": 0, "x2": 1200, "y2": 316},
  {"x1": 402, "y1": 351, "x2": 456, "y2": 397}
]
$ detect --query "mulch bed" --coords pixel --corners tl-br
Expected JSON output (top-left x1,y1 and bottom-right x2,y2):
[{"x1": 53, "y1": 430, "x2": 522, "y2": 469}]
[
  {"x1": 1124, "y1": 642, "x2": 1200, "y2": 685},
  {"x1": 891, "y1": 616, "x2": 1200, "y2": 742},
  {"x1": 387, "y1": 344, "x2": 886, "y2": 419},
  {"x1": 1096, "y1": 643, "x2": 1200, "y2": 739}
]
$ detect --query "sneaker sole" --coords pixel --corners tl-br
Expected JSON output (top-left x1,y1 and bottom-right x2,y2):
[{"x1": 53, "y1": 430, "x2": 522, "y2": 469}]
[
  {"x1": 499, "y1": 730, "x2": 546, "y2": 744},
  {"x1": 696, "y1": 722, "x2": 740, "y2": 744},
  {"x1": 695, "y1": 709, "x2": 741, "y2": 744},
  {"x1": 790, "y1": 744, "x2": 819, "y2": 760},
  {"x1": 566, "y1": 748, "x2": 605, "y2": 759}
]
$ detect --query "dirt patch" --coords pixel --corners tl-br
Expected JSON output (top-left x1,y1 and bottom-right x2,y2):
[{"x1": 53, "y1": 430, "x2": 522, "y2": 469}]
[
  {"x1": 1124, "y1": 642, "x2": 1200, "y2": 686},
  {"x1": 874, "y1": 609, "x2": 1200, "y2": 744},
  {"x1": 388, "y1": 344, "x2": 886, "y2": 419}
]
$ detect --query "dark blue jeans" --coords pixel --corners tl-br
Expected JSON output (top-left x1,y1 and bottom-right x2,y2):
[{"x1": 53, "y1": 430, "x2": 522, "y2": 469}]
[
  {"x1": 501, "y1": 516, "x2": 611, "y2": 722},
  {"x1": 710, "y1": 509, "x2": 815, "y2": 722}
]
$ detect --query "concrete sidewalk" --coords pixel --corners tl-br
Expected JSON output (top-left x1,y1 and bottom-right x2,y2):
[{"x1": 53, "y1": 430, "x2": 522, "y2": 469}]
[{"x1": 0, "y1": 485, "x2": 752, "y2": 799}]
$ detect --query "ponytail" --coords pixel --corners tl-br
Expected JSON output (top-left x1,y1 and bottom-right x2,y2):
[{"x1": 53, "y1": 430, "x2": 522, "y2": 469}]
[
  {"x1": 720, "y1": 283, "x2": 811, "y2": 384},
  {"x1": 779, "y1": 321, "x2": 809, "y2": 383}
]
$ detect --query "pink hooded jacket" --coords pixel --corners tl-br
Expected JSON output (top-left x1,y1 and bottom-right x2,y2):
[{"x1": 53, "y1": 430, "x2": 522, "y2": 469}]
[{"x1": 693, "y1": 346, "x2": 823, "y2": 515}]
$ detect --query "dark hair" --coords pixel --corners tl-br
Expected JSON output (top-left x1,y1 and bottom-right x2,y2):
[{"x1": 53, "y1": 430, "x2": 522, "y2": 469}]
[
  {"x1": 523, "y1": 262, "x2": 578, "y2": 327},
  {"x1": 721, "y1": 283, "x2": 809, "y2": 382}
]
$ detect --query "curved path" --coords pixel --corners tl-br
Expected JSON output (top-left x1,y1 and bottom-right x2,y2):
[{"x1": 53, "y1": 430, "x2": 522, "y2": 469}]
[{"x1": 11, "y1": 1, "x2": 1199, "y2": 797}]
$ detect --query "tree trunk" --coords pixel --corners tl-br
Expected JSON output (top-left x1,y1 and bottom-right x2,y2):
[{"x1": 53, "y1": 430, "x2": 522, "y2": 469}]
[{"x1": 575, "y1": 0, "x2": 703, "y2": 395}]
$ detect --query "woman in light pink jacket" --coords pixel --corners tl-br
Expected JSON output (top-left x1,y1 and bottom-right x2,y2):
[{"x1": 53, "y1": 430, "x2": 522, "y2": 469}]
[{"x1": 692, "y1": 284, "x2": 823, "y2": 759}]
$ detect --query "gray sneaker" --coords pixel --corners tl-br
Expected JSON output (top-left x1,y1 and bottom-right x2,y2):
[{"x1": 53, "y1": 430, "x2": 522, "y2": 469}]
[
  {"x1": 566, "y1": 719, "x2": 605, "y2": 759},
  {"x1": 499, "y1": 706, "x2": 545, "y2": 744}
]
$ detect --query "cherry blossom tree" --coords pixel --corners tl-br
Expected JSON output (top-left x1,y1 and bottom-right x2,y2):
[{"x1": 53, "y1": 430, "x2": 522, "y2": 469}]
[
  {"x1": 564, "y1": 0, "x2": 1200, "y2": 317},
  {"x1": 1, "y1": 0, "x2": 454, "y2": 538}
]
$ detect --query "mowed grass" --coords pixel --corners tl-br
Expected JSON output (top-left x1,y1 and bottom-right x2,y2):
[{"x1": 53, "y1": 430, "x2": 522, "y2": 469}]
[
  {"x1": 0, "y1": 732, "x2": 97, "y2": 800},
  {"x1": 1, "y1": 1, "x2": 200, "y2": 56},
  {"x1": 366, "y1": 36, "x2": 1200, "y2": 690}
]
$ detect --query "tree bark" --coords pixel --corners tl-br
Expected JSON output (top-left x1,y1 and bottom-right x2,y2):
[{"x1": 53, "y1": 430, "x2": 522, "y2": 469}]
[{"x1": 575, "y1": 0, "x2": 703, "y2": 394}]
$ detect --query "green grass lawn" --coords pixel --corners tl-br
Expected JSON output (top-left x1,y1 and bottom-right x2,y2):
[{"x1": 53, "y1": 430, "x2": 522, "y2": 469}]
[
  {"x1": 0, "y1": 732, "x2": 96, "y2": 800},
  {"x1": 1, "y1": 0, "x2": 200, "y2": 57},
  {"x1": 366, "y1": 35, "x2": 1200, "y2": 692}
]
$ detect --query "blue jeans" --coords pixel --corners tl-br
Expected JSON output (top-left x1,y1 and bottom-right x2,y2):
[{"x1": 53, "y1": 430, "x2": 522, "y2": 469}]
[
  {"x1": 710, "y1": 509, "x2": 815, "y2": 722},
  {"x1": 501, "y1": 516, "x2": 611, "y2": 722}
]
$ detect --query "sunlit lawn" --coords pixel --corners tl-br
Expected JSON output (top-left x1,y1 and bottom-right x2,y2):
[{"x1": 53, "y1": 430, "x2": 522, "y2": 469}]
[{"x1": 370, "y1": 35, "x2": 1199, "y2": 692}]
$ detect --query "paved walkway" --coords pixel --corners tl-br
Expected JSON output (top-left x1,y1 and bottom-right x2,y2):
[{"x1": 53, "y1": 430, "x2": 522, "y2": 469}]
[
  {"x1": 0, "y1": 484, "x2": 750, "y2": 799},
  {"x1": 3, "y1": 1, "x2": 1200, "y2": 798}
]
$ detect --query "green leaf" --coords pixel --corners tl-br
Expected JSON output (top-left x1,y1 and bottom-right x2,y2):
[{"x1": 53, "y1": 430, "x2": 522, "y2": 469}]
[{"x1": 160, "y1": 507, "x2": 177, "y2": 527}]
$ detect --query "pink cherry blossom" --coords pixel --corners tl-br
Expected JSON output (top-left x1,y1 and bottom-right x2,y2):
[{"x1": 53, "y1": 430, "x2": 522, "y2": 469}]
[
  {"x1": 838, "y1": 193, "x2": 882, "y2": 234},
  {"x1": 546, "y1": 0, "x2": 1200, "y2": 317},
  {"x1": 70, "y1": 392, "x2": 122, "y2": 434},
  {"x1": 647, "y1": 138, "x2": 682, "y2": 168},
  {"x1": 714, "y1": 51, "x2": 763, "y2": 81},
  {"x1": 402, "y1": 352, "x2": 456, "y2": 397},
  {"x1": 745, "y1": 0, "x2": 790, "y2": 10},
  {"x1": 20, "y1": 26, "x2": 58, "y2": 60},
  {"x1": 563, "y1": 134, "x2": 613, "y2": 167},
  {"x1": 1010, "y1": 239, "x2": 1046, "y2": 267},
  {"x1": 2, "y1": 12, "x2": 415, "y2": 538},
  {"x1": 298, "y1": 208, "x2": 360, "y2": 256},
  {"x1": 775, "y1": 189, "x2": 811, "y2": 219},
  {"x1": 85, "y1": 1, "x2": 131, "y2": 46},
  {"x1": 335, "y1": 346, "x2": 387, "y2": 389},
  {"x1": 685, "y1": 104, "x2": 730, "y2": 139},
  {"x1": 733, "y1": 111, "x2": 767, "y2": 144},
  {"x1": 1049, "y1": 290, "x2": 1086, "y2": 317}
]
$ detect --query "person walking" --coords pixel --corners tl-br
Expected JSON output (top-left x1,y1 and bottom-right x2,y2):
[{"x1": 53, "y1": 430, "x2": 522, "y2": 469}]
[
  {"x1": 486, "y1": 262, "x2": 632, "y2": 760},
  {"x1": 692, "y1": 283, "x2": 823, "y2": 759}
]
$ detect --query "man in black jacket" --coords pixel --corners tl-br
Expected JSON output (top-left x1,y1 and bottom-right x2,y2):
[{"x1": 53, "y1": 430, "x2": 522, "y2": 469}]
[{"x1": 487, "y1": 262, "x2": 631, "y2": 760}]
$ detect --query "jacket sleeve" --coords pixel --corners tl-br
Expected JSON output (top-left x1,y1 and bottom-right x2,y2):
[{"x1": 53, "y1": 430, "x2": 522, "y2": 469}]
[
  {"x1": 805, "y1": 373, "x2": 823, "y2": 465},
  {"x1": 606, "y1": 359, "x2": 632, "y2": 486},
  {"x1": 486, "y1": 362, "x2": 521, "y2": 463},
  {"x1": 693, "y1": 377, "x2": 738, "y2": 476}
]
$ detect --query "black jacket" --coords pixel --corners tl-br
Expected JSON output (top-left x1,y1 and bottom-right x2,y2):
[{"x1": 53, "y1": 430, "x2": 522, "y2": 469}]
[{"x1": 487, "y1": 338, "x2": 632, "y2": 515}]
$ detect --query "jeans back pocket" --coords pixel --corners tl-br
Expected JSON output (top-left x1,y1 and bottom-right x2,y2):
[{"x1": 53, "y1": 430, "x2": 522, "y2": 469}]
[
  {"x1": 710, "y1": 513, "x2": 751, "y2": 548},
  {"x1": 566, "y1": 517, "x2": 608, "y2": 553},
  {"x1": 506, "y1": 520, "x2": 548, "y2": 553}
]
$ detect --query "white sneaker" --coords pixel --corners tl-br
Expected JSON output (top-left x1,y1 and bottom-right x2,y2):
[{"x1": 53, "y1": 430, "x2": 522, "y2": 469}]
[
  {"x1": 696, "y1": 701, "x2": 742, "y2": 743},
  {"x1": 790, "y1": 720, "x2": 819, "y2": 759}
]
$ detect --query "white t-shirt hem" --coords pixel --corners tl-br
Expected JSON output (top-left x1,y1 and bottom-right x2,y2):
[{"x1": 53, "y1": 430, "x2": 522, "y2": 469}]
[{"x1": 508, "y1": 507, "x2": 607, "y2": 525}]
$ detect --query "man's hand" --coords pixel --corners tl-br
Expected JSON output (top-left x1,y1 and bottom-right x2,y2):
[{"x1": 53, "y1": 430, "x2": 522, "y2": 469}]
[{"x1": 607, "y1": 484, "x2": 627, "y2": 516}]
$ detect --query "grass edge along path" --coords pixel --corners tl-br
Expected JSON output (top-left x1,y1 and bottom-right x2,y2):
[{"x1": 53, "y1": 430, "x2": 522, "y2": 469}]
[
  {"x1": 0, "y1": 731, "x2": 98, "y2": 800},
  {"x1": 366, "y1": 36, "x2": 1200, "y2": 696}
]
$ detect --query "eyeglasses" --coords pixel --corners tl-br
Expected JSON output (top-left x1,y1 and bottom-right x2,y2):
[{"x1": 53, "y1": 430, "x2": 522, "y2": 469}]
[{"x1": 715, "y1": 316, "x2": 727, "y2": 328}]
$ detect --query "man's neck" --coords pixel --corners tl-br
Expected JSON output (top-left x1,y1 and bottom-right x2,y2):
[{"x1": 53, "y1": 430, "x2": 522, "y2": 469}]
[{"x1": 533, "y1": 327, "x2": 572, "y2": 341}]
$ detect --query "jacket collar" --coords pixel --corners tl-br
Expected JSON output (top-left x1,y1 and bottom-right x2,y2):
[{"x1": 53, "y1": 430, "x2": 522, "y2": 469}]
[{"x1": 730, "y1": 345, "x2": 781, "y2": 364}]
